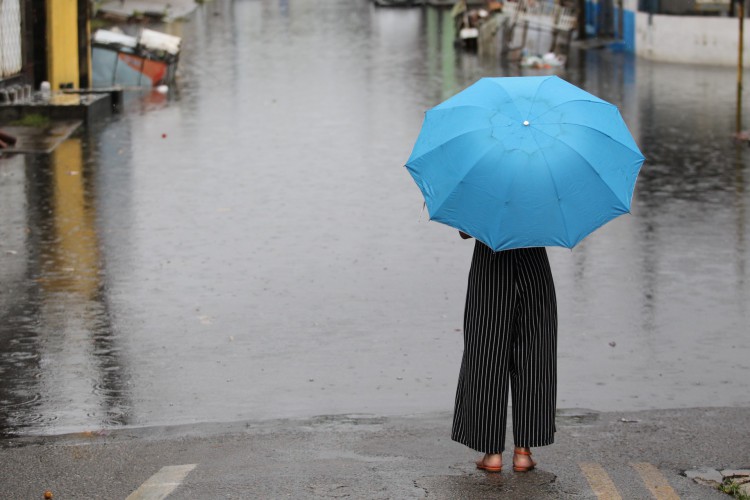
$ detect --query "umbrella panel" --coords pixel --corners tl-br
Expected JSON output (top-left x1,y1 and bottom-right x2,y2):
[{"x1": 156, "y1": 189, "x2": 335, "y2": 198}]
[{"x1": 406, "y1": 76, "x2": 645, "y2": 251}]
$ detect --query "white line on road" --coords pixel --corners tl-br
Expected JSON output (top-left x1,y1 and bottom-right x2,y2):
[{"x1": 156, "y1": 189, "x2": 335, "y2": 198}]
[{"x1": 126, "y1": 464, "x2": 197, "y2": 500}]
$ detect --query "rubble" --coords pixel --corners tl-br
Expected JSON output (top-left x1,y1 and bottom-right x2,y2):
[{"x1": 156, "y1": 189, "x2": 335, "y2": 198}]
[{"x1": 685, "y1": 468, "x2": 750, "y2": 498}]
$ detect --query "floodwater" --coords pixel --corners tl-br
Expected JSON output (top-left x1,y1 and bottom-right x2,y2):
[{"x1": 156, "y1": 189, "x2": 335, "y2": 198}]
[{"x1": 0, "y1": 0, "x2": 748, "y2": 437}]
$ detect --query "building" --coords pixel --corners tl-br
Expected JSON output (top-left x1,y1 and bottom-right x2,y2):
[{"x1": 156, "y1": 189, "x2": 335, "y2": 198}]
[
  {"x1": 599, "y1": 0, "x2": 747, "y2": 66},
  {"x1": 0, "y1": 0, "x2": 91, "y2": 92}
]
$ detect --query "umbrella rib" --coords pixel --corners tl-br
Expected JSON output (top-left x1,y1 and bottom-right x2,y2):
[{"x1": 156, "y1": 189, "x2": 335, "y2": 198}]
[
  {"x1": 533, "y1": 103, "x2": 643, "y2": 156},
  {"x1": 537, "y1": 120, "x2": 645, "y2": 168},
  {"x1": 432, "y1": 103, "x2": 520, "y2": 129},
  {"x1": 531, "y1": 98, "x2": 611, "y2": 122},
  {"x1": 428, "y1": 140, "x2": 508, "y2": 220},
  {"x1": 436, "y1": 103, "x2": 510, "y2": 115},
  {"x1": 407, "y1": 126, "x2": 495, "y2": 164},
  {"x1": 528, "y1": 130, "x2": 572, "y2": 247},
  {"x1": 539, "y1": 120, "x2": 644, "y2": 157},
  {"x1": 525, "y1": 76, "x2": 555, "y2": 120},
  {"x1": 487, "y1": 79, "x2": 532, "y2": 121},
  {"x1": 531, "y1": 126, "x2": 635, "y2": 210}
]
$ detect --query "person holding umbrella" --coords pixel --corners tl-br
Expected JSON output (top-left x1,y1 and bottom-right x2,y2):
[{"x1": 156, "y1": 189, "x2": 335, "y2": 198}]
[
  {"x1": 405, "y1": 76, "x2": 644, "y2": 472},
  {"x1": 453, "y1": 230, "x2": 556, "y2": 472}
]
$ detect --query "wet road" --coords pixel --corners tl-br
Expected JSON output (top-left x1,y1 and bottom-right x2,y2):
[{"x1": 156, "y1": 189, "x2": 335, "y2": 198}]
[{"x1": 0, "y1": 0, "x2": 748, "y2": 437}]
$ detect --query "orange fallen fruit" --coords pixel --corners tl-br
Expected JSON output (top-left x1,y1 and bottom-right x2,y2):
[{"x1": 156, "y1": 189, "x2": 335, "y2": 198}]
[{"x1": 44, "y1": 491, "x2": 53, "y2": 499}]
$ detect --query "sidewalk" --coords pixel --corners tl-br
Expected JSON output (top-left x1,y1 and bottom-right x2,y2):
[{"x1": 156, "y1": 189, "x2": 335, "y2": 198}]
[{"x1": 2, "y1": 407, "x2": 747, "y2": 499}]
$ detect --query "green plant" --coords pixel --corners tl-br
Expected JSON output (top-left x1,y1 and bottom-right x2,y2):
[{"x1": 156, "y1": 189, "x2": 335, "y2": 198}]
[
  {"x1": 90, "y1": 18, "x2": 113, "y2": 31},
  {"x1": 719, "y1": 478, "x2": 750, "y2": 500},
  {"x1": 11, "y1": 114, "x2": 50, "y2": 127}
]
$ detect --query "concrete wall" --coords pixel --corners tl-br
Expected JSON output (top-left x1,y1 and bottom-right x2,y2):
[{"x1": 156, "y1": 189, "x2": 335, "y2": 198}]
[
  {"x1": 623, "y1": 0, "x2": 638, "y2": 52},
  {"x1": 634, "y1": 11, "x2": 748, "y2": 66}
]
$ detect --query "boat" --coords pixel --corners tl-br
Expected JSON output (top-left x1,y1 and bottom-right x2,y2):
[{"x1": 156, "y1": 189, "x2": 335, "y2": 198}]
[{"x1": 91, "y1": 28, "x2": 181, "y2": 88}]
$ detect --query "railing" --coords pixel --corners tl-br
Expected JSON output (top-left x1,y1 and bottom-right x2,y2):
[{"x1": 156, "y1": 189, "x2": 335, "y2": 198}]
[{"x1": 0, "y1": 0, "x2": 23, "y2": 80}]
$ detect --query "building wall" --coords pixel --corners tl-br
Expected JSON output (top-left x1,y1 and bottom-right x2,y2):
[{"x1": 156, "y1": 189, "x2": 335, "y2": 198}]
[
  {"x1": 623, "y1": 0, "x2": 638, "y2": 52},
  {"x1": 633, "y1": 11, "x2": 748, "y2": 66},
  {"x1": 46, "y1": 0, "x2": 79, "y2": 89}
]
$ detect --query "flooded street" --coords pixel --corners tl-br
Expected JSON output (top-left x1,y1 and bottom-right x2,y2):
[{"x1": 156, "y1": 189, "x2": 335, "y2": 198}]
[{"x1": 1, "y1": 0, "x2": 748, "y2": 437}]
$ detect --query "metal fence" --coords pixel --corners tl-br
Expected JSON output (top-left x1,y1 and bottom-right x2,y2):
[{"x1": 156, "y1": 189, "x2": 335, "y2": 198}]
[{"x1": 0, "y1": 0, "x2": 22, "y2": 79}]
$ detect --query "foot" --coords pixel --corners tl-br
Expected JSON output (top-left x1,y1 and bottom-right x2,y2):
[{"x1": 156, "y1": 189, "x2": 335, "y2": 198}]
[
  {"x1": 476, "y1": 453, "x2": 503, "y2": 472},
  {"x1": 513, "y1": 447, "x2": 537, "y2": 472}
]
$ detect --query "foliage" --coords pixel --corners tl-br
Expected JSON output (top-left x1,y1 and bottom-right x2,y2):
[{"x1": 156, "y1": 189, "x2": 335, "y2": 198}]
[
  {"x1": 718, "y1": 478, "x2": 750, "y2": 500},
  {"x1": 11, "y1": 114, "x2": 51, "y2": 128}
]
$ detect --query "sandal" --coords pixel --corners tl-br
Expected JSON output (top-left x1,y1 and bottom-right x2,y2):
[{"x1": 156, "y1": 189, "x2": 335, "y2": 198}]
[
  {"x1": 513, "y1": 448, "x2": 537, "y2": 472},
  {"x1": 475, "y1": 457, "x2": 503, "y2": 473}
]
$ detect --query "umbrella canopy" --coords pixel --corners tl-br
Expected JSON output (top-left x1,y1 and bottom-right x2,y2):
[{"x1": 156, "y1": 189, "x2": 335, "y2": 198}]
[{"x1": 405, "y1": 75, "x2": 645, "y2": 251}]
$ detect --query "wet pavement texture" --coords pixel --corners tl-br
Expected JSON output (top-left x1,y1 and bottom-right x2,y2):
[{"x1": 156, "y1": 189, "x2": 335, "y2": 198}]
[
  {"x1": 0, "y1": 122, "x2": 82, "y2": 154},
  {"x1": 1, "y1": 408, "x2": 745, "y2": 499},
  {"x1": 0, "y1": 0, "x2": 748, "y2": 437}
]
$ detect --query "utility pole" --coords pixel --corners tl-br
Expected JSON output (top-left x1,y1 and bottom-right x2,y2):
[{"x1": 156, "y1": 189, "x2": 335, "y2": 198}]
[
  {"x1": 738, "y1": 0, "x2": 745, "y2": 134},
  {"x1": 577, "y1": 0, "x2": 587, "y2": 40}
]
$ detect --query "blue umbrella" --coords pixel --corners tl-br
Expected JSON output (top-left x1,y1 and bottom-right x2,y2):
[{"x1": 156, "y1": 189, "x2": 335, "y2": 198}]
[{"x1": 405, "y1": 76, "x2": 645, "y2": 251}]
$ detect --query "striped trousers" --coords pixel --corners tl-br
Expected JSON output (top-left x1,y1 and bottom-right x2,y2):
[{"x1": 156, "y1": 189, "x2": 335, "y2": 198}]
[{"x1": 451, "y1": 242, "x2": 557, "y2": 454}]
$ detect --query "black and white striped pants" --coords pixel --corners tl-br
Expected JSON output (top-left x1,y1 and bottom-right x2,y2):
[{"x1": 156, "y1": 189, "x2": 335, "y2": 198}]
[{"x1": 451, "y1": 241, "x2": 557, "y2": 454}]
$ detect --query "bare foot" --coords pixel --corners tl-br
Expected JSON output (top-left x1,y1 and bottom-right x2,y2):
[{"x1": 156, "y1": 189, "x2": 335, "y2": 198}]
[
  {"x1": 476, "y1": 453, "x2": 503, "y2": 471},
  {"x1": 513, "y1": 447, "x2": 537, "y2": 471}
]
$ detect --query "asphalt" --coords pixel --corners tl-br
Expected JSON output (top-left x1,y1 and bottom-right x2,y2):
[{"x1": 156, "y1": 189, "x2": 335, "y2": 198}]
[{"x1": 1, "y1": 407, "x2": 747, "y2": 499}]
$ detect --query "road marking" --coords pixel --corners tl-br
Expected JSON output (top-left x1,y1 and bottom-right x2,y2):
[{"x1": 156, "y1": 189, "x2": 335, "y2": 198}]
[
  {"x1": 126, "y1": 464, "x2": 197, "y2": 500},
  {"x1": 632, "y1": 462, "x2": 680, "y2": 499},
  {"x1": 579, "y1": 462, "x2": 623, "y2": 500}
]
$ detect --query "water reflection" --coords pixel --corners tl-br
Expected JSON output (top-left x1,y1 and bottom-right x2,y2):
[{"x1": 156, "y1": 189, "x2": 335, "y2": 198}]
[
  {"x1": 425, "y1": 7, "x2": 459, "y2": 101},
  {"x1": 0, "y1": 0, "x2": 748, "y2": 436},
  {"x1": 553, "y1": 54, "x2": 750, "y2": 409},
  {"x1": 0, "y1": 137, "x2": 130, "y2": 436}
]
